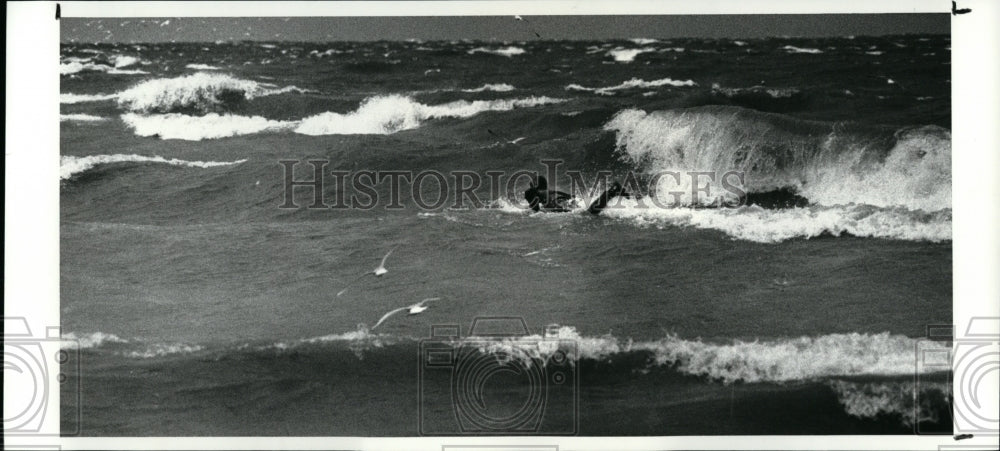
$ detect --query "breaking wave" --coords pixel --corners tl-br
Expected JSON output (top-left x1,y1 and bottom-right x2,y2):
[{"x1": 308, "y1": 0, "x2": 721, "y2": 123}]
[
  {"x1": 60, "y1": 114, "x2": 108, "y2": 122},
  {"x1": 61, "y1": 92, "x2": 119, "y2": 104},
  {"x1": 603, "y1": 106, "x2": 951, "y2": 212},
  {"x1": 461, "y1": 83, "x2": 516, "y2": 93},
  {"x1": 566, "y1": 77, "x2": 697, "y2": 95},
  {"x1": 121, "y1": 113, "x2": 296, "y2": 140},
  {"x1": 468, "y1": 46, "x2": 525, "y2": 57},
  {"x1": 296, "y1": 95, "x2": 566, "y2": 136},
  {"x1": 828, "y1": 380, "x2": 951, "y2": 427},
  {"x1": 185, "y1": 63, "x2": 222, "y2": 70},
  {"x1": 607, "y1": 47, "x2": 655, "y2": 62},
  {"x1": 60, "y1": 154, "x2": 247, "y2": 180},
  {"x1": 115, "y1": 73, "x2": 310, "y2": 114},
  {"x1": 782, "y1": 45, "x2": 823, "y2": 54},
  {"x1": 62, "y1": 332, "x2": 128, "y2": 349},
  {"x1": 124, "y1": 94, "x2": 567, "y2": 140},
  {"x1": 596, "y1": 106, "x2": 951, "y2": 242},
  {"x1": 479, "y1": 326, "x2": 949, "y2": 384},
  {"x1": 62, "y1": 326, "x2": 950, "y2": 385},
  {"x1": 601, "y1": 202, "x2": 951, "y2": 243},
  {"x1": 60, "y1": 61, "x2": 149, "y2": 75}
]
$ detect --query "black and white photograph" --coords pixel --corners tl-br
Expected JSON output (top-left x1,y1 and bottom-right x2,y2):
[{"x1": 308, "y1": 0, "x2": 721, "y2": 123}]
[{"x1": 5, "y1": 0, "x2": 1000, "y2": 448}]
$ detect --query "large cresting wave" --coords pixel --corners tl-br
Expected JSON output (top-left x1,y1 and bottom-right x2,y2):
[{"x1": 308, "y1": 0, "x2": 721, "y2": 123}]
[
  {"x1": 599, "y1": 105, "x2": 951, "y2": 242},
  {"x1": 116, "y1": 73, "x2": 312, "y2": 114},
  {"x1": 604, "y1": 106, "x2": 951, "y2": 211}
]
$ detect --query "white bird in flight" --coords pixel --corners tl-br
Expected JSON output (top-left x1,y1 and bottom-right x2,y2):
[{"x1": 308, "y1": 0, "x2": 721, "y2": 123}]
[
  {"x1": 372, "y1": 298, "x2": 440, "y2": 330},
  {"x1": 337, "y1": 247, "x2": 396, "y2": 297}
]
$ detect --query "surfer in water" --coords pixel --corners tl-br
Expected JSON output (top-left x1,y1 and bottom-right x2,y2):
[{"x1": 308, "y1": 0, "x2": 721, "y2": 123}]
[{"x1": 524, "y1": 176, "x2": 630, "y2": 215}]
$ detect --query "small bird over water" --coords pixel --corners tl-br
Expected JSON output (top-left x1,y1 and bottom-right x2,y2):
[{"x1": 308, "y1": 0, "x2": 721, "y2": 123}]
[
  {"x1": 337, "y1": 246, "x2": 396, "y2": 297},
  {"x1": 372, "y1": 298, "x2": 440, "y2": 330}
]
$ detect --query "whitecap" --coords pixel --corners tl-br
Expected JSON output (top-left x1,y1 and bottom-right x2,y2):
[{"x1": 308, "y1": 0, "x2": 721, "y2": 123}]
[{"x1": 61, "y1": 153, "x2": 248, "y2": 179}]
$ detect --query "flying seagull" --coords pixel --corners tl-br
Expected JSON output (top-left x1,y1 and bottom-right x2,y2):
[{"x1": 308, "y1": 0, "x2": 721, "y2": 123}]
[
  {"x1": 372, "y1": 298, "x2": 440, "y2": 330},
  {"x1": 337, "y1": 246, "x2": 396, "y2": 297}
]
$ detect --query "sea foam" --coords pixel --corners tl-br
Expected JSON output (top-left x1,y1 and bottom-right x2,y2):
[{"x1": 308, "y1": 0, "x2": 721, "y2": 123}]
[
  {"x1": 461, "y1": 326, "x2": 949, "y2": 384},
  {"x1": 185, "y1": 63, "x2": 222, "y2": 70},
  {"x1": 782, "y1": 45, "x2": 823, "y2": 54},
  {"x1": 61, "y1": 92, "x2": 119, "y2": 104},
  {"x1": 121, "y1": 113, "x2": 297, "y2": 140},
  {"x1": 828, "y1": 380, "x2": 951, "y2": 426},
  {"x1": 467, "y1": 46, "x2": 526, "y2": 57},
  {"x1": 60, "y1": 114, "x2": 108, "y2": 122},
  {"x1": 295, "y1": 95, "x2": 566, "y2": 136},
  {"x1": 60, "y1": 62, "x2": 149, "y2": 75},
  {"x1": 119, "y1": 94, "x2": 566, "y2": 140},
  {"x1": 607, "y1": 47, "x2": 655, "y2": 62},
  {"x1": 60, "y1": 154, "x2": 247, "y2": 179},
  {"x1": 566, "y1": 77, "x2": 697, "y2": 95},
  {"x1": 461, "y1": 83, "x2": 516, "y2": 93}
]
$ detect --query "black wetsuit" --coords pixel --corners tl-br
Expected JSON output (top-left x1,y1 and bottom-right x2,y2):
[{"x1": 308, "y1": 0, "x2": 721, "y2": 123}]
[{"x1": 524, "y1": 176, "x2": 627, "y2": 215}]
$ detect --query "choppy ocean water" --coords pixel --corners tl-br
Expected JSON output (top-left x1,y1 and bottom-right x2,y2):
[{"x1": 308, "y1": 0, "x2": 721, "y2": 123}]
[{"x1": 60, "y1": 36, "x2": 952, "y2": 435}]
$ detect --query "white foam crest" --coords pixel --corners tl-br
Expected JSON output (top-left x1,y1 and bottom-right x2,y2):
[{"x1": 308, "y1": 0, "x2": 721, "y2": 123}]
[
  {"x1": 484, "y1": 326, "x2": 949, "y2": 384},
  {"x1": 60, "y1": 153, "x2": 247, "y2": 179},
  {"x1": 116, "y1": 73, "x2": 262, "y2": 113},
  {"x1": 185, "y1": 63, "x2": 221, "y2": 70},
  {"x1": 62, "y1": 332, "x2": 128, "y2": 349},
  {"x1": 309, "y1": 49, "x2": 344, "y2": 57},
  {"x1": 262, "y1": 85, "x2": 316, "y2": 95},
  {"x1": 601, "y1": 202, "x2": 951, "y2": 243},
  {"x1": 61, "y1": 92, "x2": 119, "y2": 103},
  {"x1": 603, "y1": 108, "x2": 952, "y2": 212},
  {"x1": 461, "y1": 83, "x2": 516, "y2": 93},
  {"x1": 111, "y1": 55, "x2": 140, "y2": 68},
  {"x1": 121, "y1": 112, "x2": 296, "y2": 140},
  {"x1": 566, "y1": 77, "x2": 696, "y2": 95},
  {"x1": 295, "y1": 95, "x2": 566, "y2": 136},
  {"x1": 799, "y1": 127, "x2": 952, "y2": 212},
  {"x1": 126, "y1": 343, "x2": 205, "y2": 359},
  {"x1": 264, "y1": 325, "x2": 394, "y2": 358},
  {"x1": 468, "y1": 46, "x2": 526, "y2": 57},
  {"x1": 60, "y1": 114, "x2": 108, "y2": 122},
  {"x1": 711, "y1": 83, "x2": 800, "y2": 99},
  {"x1": 607, "y1": 47, "x2": 655, "y2": 62},
  {"x1": 116, "y1": 73, "x2": 305, "y2": 113},
  {"x1": 783, "y1": 45, "x2": 823, "y2": 54},
  {"x1": 60, "y1": 62, "x2": 149, "y2": 75},
  {"x1": 488, "y1": 197, "x2": 535, "y2": 214},
  {"x1": 62, "y1": 56, "x2": 94, "y2": 64},
  {"x1": 828, "y1": 380, "x2": 951, "y2": 426},
  {"x1": 629, "y1": 38, "x2": 659, "y2": 45}
]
